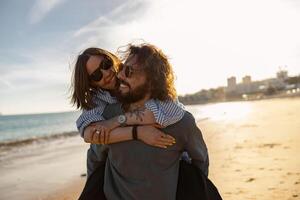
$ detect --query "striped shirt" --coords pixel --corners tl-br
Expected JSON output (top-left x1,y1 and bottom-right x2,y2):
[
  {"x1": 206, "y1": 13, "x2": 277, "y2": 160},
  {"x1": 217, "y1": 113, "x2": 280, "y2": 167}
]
[{"x1": 76, "y1": 89, "x2": 185, "y2": 136}]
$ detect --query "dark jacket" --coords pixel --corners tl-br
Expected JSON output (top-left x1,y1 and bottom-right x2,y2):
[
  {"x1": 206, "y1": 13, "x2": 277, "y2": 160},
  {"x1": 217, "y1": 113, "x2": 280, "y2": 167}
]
[{"x1": 176, "y1": 159, "x2": 222, "y2": 200}]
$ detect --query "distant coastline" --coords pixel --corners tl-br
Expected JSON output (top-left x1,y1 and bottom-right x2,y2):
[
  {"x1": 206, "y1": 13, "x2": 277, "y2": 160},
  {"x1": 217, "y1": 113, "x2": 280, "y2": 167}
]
[{"x1": 180, "y1": 88, "x2": 300, "y2": 106}]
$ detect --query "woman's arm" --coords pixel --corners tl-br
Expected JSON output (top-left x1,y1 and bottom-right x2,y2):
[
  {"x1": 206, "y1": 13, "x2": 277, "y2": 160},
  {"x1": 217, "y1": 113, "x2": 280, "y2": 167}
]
[
  {"x1": 144, "y1": 98, "x2": 185, "y2": 127},
  {"x1": 77, "y1": 93, "x2": 185, "y2": 136},
  {"x1": 84, "y1": 125, "x2": 175, "y2": 149},
  {"x1": 87, "y1": 98, "x2": 186, "y2": 131},
  {"x1": 76, "y1": 103, "x2": 107, "y2": 137}
]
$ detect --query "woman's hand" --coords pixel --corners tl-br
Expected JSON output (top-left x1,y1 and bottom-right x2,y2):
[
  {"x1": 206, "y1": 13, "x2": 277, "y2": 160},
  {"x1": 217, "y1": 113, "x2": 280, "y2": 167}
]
[
  {"x1": 137, "y1": 125, "x2": 176, "y2": 148},
  {"x1": 83, "y1": 123, "x2": 111, "y2": 144}
]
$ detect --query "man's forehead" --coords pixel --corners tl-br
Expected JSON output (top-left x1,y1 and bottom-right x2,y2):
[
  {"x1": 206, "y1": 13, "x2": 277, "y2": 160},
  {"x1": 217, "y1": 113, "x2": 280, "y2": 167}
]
[{"x1": 125, "y1": 54, "x2": 139, "y2": 68}]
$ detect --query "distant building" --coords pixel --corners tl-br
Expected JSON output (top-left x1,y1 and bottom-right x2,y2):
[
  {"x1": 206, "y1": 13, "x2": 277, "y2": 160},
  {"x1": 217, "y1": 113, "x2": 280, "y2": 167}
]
[
  {"x1": 225, "y1": 69, "x2": 288, "y2": 95},
  {"x1": 242, "y1": 76, "x2": 251, "y2": 84},
  {"x1": 227, "y1": 76, "x2": 237, "y2": 92},
  {"x1": 263, "y1": 78, "x2": 285, "y2": 89},
  {"x1": 235, "y1": 81, "x2": 260, "y2": 94}
]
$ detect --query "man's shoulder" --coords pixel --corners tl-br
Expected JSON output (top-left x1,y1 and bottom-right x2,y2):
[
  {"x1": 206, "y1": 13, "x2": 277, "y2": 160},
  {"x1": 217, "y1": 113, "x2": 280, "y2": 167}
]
[
  {"x1": 103, "y1": 103, "x2": 123, "y2": 119},
  {"x1": 178, "y1": 111, "x2": 196, "y2": 125},
  {"x1": 164, "y1": 111, "x2": 196, "y2": 129}
]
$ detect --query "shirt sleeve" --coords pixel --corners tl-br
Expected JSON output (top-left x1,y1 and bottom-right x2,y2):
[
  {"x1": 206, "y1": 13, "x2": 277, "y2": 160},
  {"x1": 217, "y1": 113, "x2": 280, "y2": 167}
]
[
  {"x1": 184, "y1": 114, "x2": 209, "y2": 176},
  {"x1": 76, "y1": 103, "x2": 107, "y2": 137},
  {"x1": 144, "y1": 98, "x2": 185, "y2": 127}
]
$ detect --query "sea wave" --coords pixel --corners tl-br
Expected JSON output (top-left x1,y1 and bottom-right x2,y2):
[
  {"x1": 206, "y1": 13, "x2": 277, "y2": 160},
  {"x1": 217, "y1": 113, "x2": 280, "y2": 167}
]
[{"x1": 0, "y1": 131, "x2": 79, "y2": 149}]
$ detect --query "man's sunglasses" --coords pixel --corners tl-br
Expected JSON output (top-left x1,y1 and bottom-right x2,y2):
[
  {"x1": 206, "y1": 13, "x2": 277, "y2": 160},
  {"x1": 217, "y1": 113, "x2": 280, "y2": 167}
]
[
  {"x1": 118, "y1": 63, "x2": 143, "y2": 78},
  {"x1": 89, "y1": 56, "x2": 113, "y2": 82}
]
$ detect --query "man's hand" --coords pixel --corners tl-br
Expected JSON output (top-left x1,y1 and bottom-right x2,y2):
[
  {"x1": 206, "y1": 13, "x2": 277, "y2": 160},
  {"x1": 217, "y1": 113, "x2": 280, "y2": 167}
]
[{"x1": 138, "y1": 125, "x2": 176, "y2": 148}]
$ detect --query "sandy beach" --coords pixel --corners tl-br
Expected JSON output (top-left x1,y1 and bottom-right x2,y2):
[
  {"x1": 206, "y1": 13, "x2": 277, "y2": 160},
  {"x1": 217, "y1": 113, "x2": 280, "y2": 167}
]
[
  {"x1": 0, "y1": 135, "x2": 89, "y2": 200},
  {"x1": 0, "y1": 98, "x2": 299, "y2": 200},
  {"x1": 201, "y1": 98, "x2": 300, "y2": 200}
]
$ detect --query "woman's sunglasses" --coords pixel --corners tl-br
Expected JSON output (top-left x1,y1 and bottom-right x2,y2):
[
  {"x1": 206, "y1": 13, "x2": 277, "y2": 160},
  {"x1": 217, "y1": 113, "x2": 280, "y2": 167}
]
[{"x1": 89, "y1": 56, "x2": 113, "y2": 82}]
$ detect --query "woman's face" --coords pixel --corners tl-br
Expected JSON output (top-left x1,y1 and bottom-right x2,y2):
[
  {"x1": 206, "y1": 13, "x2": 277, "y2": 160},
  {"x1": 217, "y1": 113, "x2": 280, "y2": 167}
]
[{"x1": 86, "y1": 55, "x2": 117, "y2": 90}]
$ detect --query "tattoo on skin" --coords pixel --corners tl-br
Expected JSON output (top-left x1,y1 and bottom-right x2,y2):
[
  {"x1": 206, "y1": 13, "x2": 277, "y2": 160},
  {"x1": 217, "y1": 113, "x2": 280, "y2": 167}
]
[{"x1": 129, "y1": 107, "x2": 146, "y2": 122}]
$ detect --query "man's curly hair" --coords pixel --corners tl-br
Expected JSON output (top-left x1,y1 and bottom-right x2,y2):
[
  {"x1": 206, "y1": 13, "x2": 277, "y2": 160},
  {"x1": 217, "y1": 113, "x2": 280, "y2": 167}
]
[{"x1": 119, "y1": 43, "x2": 177, "y2": 101}]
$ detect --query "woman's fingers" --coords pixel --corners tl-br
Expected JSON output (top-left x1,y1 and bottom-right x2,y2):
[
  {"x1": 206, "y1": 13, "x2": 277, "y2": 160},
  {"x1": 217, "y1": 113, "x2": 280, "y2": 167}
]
[
  {"x1": 93, "y1": 129, "x2": 100, "y2": 143},
  {"x1": 157, "y1": 134, "x2": 175, "y2": 145},
  {"x1": 104, "y1": 129, "x2": 110, "y2": 144},
  {"x1": 100, "y1": 127, "x2": 105, "y2": 144},
  {"x1": 164, "y1": 134, "x2": 176, "y2": 141},
  {"x1": 85, "y1": 127, "x2": 95, "y2": 142},
  {"x1": 159, "y1": 135, "x2": 176, "y2": 143},
  {"x1": 154, "y1": 144, "x2": 168, "y2": 149},
  {"x1": 152, "y1": 137, "x2": 175, "y2": 148}
]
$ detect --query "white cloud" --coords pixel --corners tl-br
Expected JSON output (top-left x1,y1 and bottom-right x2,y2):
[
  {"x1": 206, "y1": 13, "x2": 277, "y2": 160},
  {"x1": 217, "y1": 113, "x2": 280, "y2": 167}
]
[
  {"x1": 73, "y1": 0, "x2": 149, "y2": 38},
  {"x1": 29, "y1": 0, "x2": 66, "y2": 24}
]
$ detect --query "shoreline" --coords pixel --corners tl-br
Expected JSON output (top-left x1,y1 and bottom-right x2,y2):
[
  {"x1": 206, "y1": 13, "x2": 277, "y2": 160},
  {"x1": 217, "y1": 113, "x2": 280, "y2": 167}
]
[
  {"x1": 0, "y1": 132, "x2": 79, "y2": 160},
  {"x1": 0, "y1": 131, "x2": 78, "y2": 148}
]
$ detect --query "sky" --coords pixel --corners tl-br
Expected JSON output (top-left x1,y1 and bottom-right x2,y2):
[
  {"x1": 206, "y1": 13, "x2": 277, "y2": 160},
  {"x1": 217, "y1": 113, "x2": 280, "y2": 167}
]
[{"x1": 0, "y1": 0, "x2": 300, "y2": 115}]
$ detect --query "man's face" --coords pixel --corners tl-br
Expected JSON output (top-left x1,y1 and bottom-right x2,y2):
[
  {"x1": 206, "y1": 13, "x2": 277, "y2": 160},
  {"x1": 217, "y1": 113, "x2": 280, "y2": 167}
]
[{"x1": 116, "y1": 54, "x2": 150, "y2": 104}]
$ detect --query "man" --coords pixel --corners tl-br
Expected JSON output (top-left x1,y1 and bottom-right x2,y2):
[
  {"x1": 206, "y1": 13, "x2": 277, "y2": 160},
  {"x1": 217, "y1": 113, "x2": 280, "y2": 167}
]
[{"x1": 85, "y1": 43, "x2": 209, "y2": 200}]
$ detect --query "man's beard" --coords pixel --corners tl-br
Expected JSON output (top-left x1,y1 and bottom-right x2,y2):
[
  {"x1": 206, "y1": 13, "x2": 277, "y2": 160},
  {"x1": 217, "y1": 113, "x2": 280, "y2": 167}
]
[{"x1": 116, "y1": 80, "x2": 150, "y2": 104}]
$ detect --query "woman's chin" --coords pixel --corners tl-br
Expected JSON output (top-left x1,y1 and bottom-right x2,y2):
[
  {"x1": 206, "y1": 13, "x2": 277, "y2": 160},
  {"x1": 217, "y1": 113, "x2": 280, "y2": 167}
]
[{"x1": 103, "y1": 80, "x2": 117, "y2": 90}]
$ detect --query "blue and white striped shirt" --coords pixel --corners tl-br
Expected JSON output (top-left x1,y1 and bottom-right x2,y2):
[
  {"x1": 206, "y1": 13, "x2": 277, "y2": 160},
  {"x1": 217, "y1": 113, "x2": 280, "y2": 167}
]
[{"x1": 76, "y1": 89, "x2": 185, "y2": 136}]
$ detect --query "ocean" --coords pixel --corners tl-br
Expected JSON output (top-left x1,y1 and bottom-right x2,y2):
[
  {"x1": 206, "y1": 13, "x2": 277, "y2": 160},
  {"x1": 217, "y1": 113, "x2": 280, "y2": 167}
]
[{"x1": 0, "y1": 111, "x2": 81, "y2": 143}]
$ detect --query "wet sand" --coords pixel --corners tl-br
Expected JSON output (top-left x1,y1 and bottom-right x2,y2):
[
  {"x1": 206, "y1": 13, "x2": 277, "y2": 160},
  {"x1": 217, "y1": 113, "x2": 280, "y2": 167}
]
[
  {"x1": 0, "y1": 98, "x2": 299, "y2": 199},
  {"x1": 0, "y1": 136, "x2": 89, "y2": 200}
]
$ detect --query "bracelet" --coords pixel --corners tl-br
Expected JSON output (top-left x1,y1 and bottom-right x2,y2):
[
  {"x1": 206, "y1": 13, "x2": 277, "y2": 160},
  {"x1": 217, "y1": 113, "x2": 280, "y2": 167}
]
[{"x1": 132, "y1": 125, "x2": 138, "y2": 140}]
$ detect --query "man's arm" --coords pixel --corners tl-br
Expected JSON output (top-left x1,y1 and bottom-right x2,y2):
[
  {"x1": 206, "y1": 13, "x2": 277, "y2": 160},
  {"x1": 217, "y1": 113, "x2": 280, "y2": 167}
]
[{"x1": 183, "y1": 113, "x2": 209, "y2": 176}]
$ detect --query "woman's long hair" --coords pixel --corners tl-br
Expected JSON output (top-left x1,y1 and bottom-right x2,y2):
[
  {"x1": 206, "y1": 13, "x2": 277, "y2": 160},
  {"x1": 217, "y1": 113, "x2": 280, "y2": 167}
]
[{"x1": 70, "y1": 48, "x2": 121, "y2": 110}]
